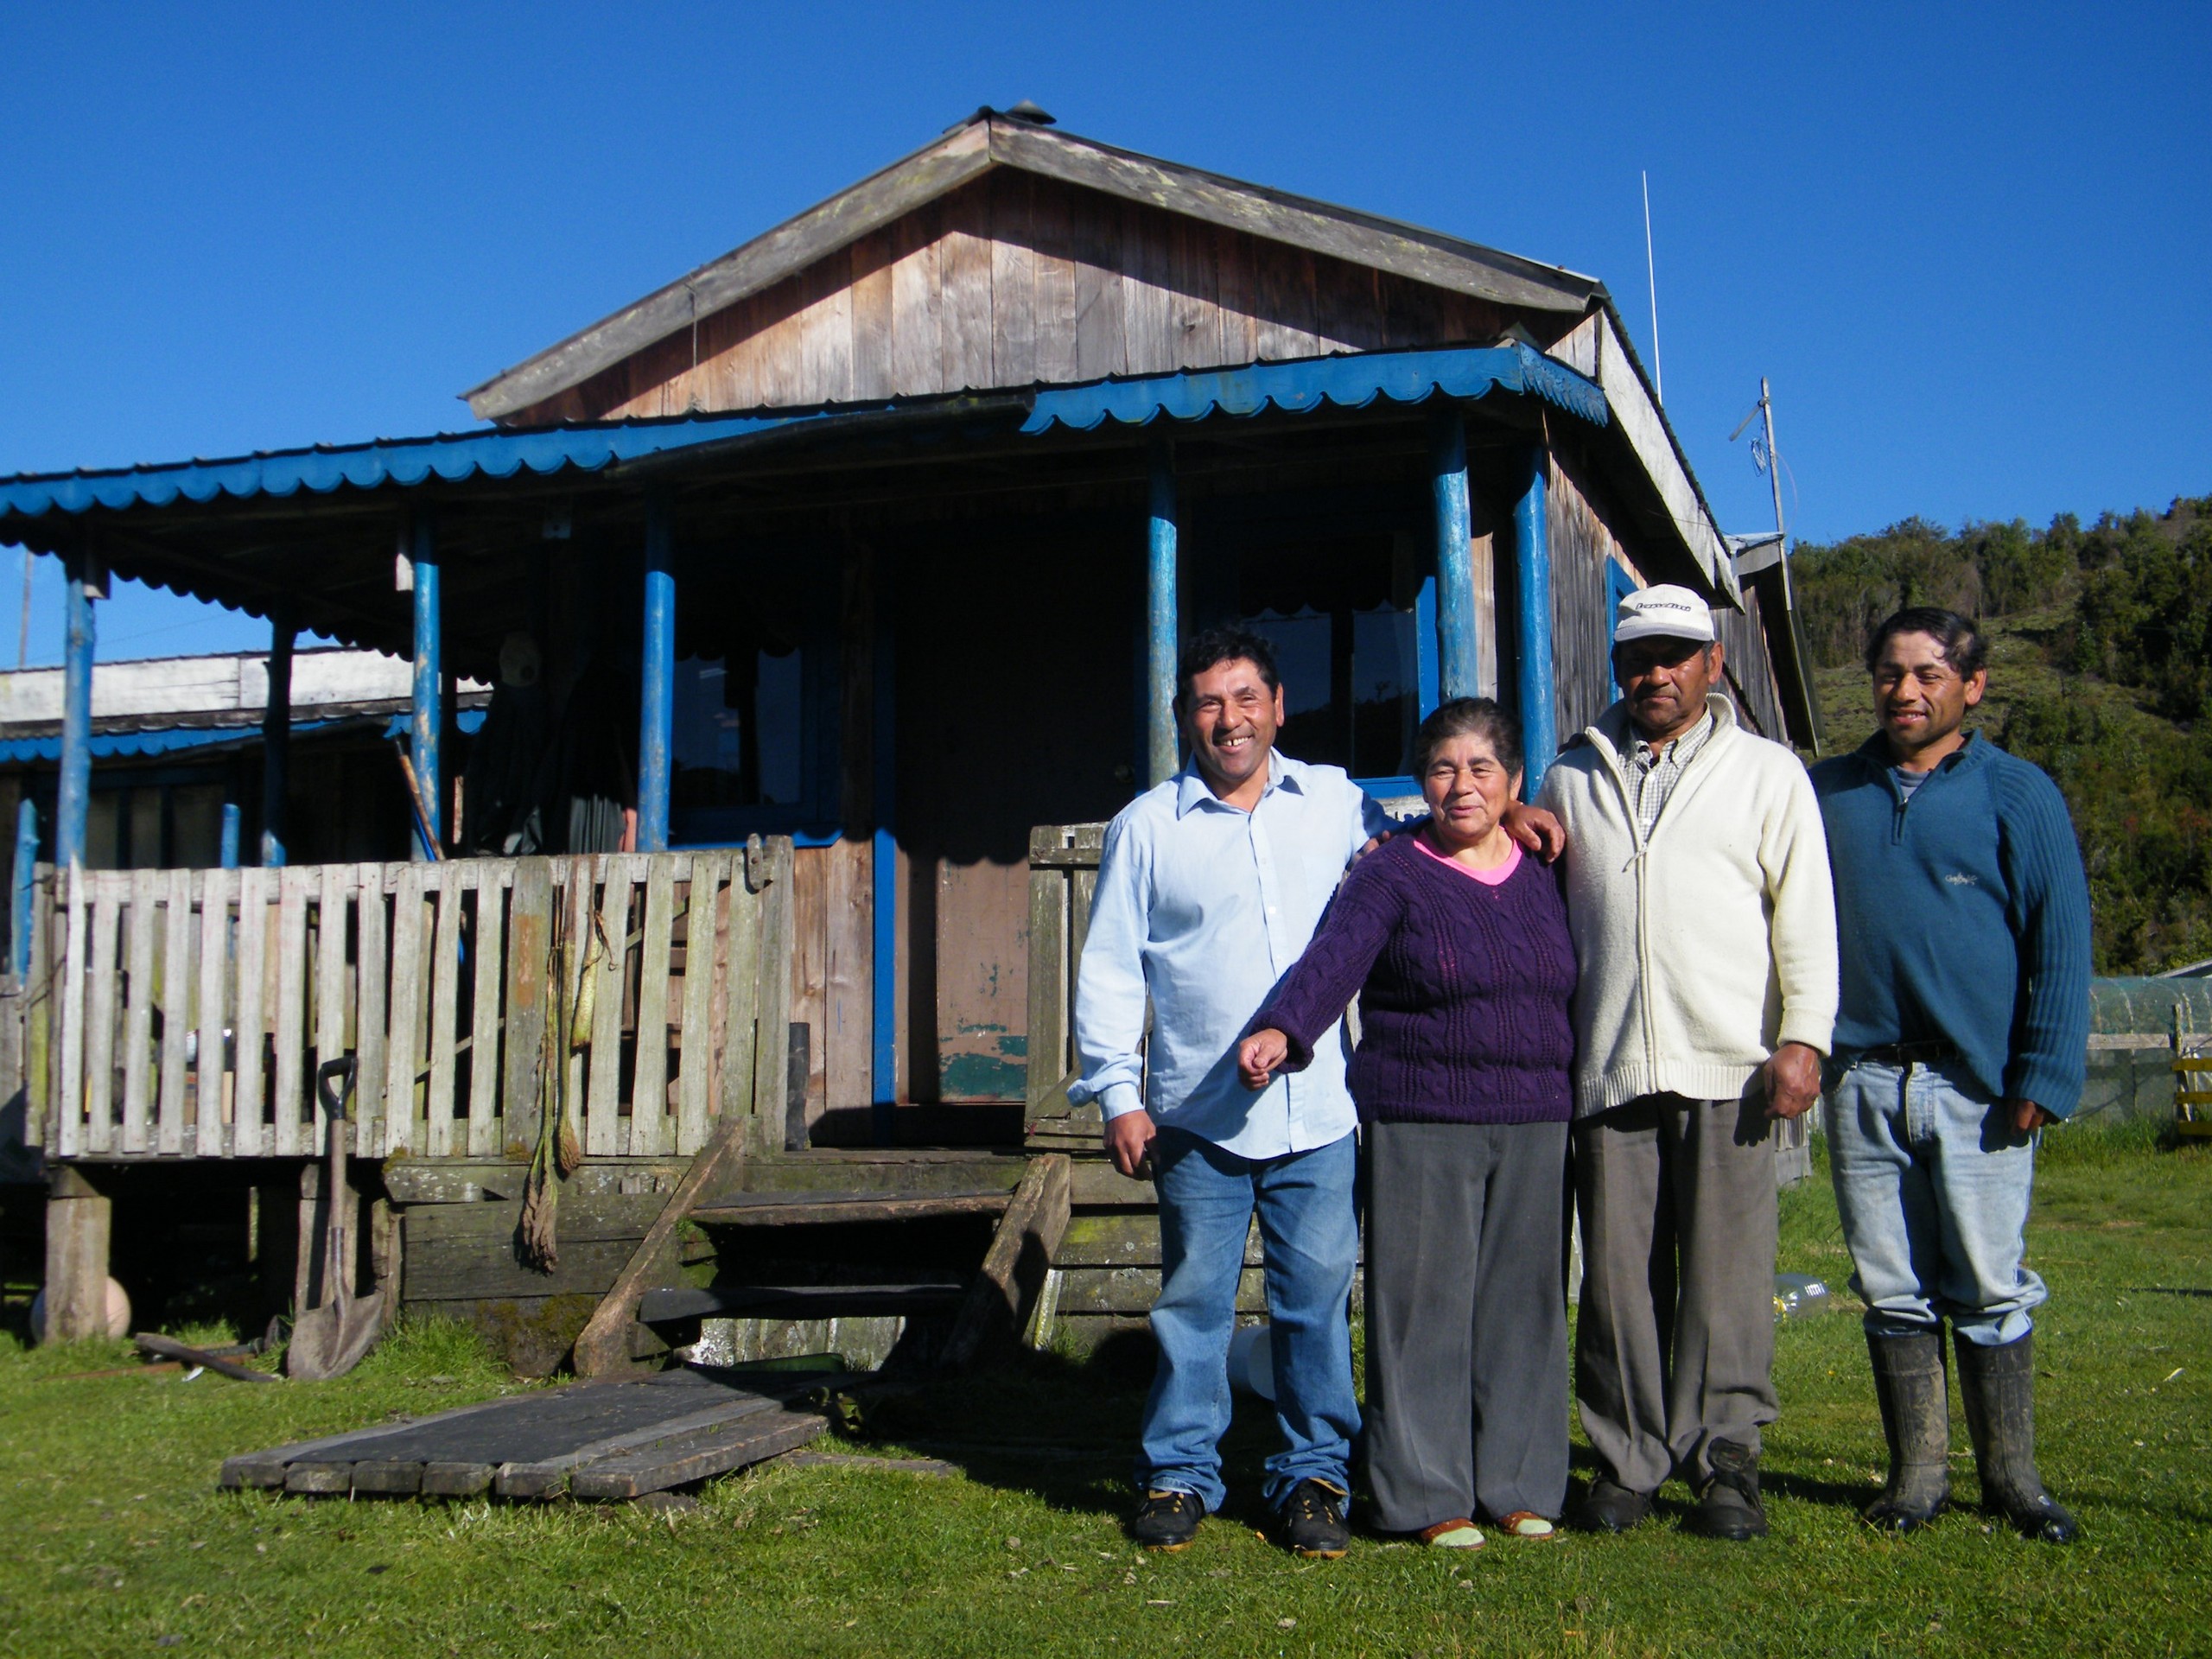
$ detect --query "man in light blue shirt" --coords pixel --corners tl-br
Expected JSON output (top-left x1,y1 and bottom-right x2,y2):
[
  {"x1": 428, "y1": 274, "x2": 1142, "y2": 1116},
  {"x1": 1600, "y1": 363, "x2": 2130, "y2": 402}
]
[{"x1": 1074, "y1": 625, "x2": 1384, "y2": 1555}]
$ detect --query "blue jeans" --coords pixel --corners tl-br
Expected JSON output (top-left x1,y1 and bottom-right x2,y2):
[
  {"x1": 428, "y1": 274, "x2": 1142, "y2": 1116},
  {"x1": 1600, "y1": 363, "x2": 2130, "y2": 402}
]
[
  {"x1": 1139, "y1": 1127, "x2": 1360, "y2": 1514},
  {"x1": 1827, "y1": 1058, "x2": 2046, "y2": 1346}
]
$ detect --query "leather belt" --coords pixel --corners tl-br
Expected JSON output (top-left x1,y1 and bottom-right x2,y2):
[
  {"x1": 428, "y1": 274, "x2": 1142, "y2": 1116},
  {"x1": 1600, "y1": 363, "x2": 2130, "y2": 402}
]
[{"x1": 1853, "y1": 1040, "x2": 1957, "y2": 1066}]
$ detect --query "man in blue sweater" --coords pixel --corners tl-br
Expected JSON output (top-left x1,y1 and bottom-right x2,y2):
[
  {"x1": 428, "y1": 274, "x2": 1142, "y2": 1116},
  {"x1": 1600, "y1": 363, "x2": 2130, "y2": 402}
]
[{"x1": 1811, "y1": 607, "x2": 2089, "y2": 1545}]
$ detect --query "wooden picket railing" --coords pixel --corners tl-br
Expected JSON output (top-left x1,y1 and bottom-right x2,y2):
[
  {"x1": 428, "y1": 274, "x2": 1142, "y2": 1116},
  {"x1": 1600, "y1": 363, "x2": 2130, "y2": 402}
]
[{"x1": 30, "y1": 843, "x2": 795, "y2": 1162}]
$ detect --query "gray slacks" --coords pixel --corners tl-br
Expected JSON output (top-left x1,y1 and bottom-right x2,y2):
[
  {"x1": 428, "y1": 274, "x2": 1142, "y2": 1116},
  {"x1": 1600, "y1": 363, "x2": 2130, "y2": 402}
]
[
  {"x1": 1362, "y1": 1120, "x2": 1572, "y2": 1530},
  {"x1": 1573, "y1": 1093, "x2": 1778, "y2": 1494}
]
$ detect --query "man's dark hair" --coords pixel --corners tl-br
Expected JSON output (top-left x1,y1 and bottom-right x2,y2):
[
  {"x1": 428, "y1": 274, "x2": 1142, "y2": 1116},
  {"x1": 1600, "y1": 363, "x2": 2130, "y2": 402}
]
[
  {"x1": 1865, "y1": 607, "x2": 1987, "y2": 679},
  {"x1": 1414, "y1": 697, "x2": 1523, "y2": 779},
  {"x1": 1175, "y1": 625, "x2": 1281, "y2": 711}
]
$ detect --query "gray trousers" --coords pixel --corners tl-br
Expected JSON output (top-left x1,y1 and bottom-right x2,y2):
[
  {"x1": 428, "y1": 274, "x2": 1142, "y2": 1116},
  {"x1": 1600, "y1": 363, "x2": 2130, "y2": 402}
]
[
  {"x1": 1573, "y1": 1094, "x2": 1777, "y2": 1494},
  {"x1": 1362, "y1": 1120, "x2": 1572, "y2": 1530}
]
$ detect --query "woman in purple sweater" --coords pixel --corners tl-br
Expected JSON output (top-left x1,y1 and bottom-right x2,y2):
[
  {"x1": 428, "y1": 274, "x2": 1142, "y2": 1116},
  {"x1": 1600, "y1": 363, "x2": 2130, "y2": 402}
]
[{"x1": 1238, "y1": 698, "x2": 1576, "y2": 1548}]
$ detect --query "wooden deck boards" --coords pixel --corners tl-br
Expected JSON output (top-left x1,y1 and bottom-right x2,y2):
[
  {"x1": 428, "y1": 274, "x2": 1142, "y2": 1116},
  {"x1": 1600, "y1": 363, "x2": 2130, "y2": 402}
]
[{"x1": 219, "y1": 1366, "x2": 838, "y2": 1502}]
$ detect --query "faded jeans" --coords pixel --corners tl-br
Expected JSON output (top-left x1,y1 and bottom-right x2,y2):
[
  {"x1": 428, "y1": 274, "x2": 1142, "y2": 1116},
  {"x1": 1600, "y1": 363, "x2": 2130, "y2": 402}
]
[
  {"x1": 1827, "y1": 1057, "x2": 2047, "y2": 1347},
  {"x1": 1139, "y1": 1127, "x2": 1360, "y2": 1514}
]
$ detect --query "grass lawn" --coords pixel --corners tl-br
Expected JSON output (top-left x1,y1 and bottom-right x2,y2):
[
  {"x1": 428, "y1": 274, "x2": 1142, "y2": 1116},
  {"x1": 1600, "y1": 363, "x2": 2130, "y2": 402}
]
[{"x1": 2, "y1": 1122, "x2": 2206, "y2": 1658}]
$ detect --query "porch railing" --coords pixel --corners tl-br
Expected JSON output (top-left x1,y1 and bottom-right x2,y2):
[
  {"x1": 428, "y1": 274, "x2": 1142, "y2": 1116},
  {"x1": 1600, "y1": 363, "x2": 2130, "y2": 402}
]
[{"x1": 28, "y1": 843, "x2": 795, "y2": 1162}]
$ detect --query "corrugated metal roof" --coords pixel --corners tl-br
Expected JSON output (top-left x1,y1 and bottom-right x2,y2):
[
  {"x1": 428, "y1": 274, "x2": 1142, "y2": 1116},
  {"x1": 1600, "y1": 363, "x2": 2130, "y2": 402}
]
[
  {"x1": 0, "y1": 410, "x2": 855, "y2": 523},
  {"x1": 0, "y1": 707, "x2": 486, "y2": 764},
  {"x1": 0, "y1": 346, "x2": 1604, "y2": 525},
  {"x1": 1020, "y1": 343, "x2": 1607, "y2": 434}
]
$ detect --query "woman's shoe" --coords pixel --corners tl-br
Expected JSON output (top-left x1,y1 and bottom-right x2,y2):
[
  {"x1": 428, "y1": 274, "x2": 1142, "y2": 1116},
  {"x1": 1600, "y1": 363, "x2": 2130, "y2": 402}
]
[{"x1": 1493, "y1": 1511, "x2": 1559, "y2": 1541}]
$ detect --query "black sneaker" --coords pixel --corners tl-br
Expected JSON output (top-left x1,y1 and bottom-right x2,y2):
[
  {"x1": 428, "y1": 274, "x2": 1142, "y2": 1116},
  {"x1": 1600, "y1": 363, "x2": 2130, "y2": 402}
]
[
  {"x1": 1130, "y1": 1490, "x2": 1204, "y2": 1551},
  {"x1": 1280, "y1": 1478, "x2": 1351, "y2": 1558}
]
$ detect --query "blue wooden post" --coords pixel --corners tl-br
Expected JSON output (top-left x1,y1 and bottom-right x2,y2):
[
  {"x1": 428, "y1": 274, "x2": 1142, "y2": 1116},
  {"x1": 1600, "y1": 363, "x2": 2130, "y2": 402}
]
[
  {"x1": 260, "y1": 608, "x2": 293, "y2": 866},
  {"x1": 219, "y1": 803, "x2": 240, "y2": 871},
  {"x1": 11, "y1": 797, "x2": 37, "y2": 977},
  {"x1": 410, "y1": 515, "x2": 443, "y2": 856},
  {"x1": 637, "y1": 493, "x2": 675, "y2": 854},
  {"x1": 871, "y1": 566, "x2": 898, "y2": 1132},
  {"x1": 1429, "y1": 406, "x2": 1478, "y2": 701},
  {"x1": 54, "y1": 546, "x2": 97, "y2": 874},
  {"x1": 1514, "y1": 446, "x2": 1557, "y2": 794},
  {"x1": 1146, "y1": 437, "x2": 1179, "y2": 788}
]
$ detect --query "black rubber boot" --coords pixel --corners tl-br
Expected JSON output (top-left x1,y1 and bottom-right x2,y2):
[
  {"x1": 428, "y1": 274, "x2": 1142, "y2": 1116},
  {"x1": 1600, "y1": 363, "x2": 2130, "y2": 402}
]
[
  {"x1": 1954, "y1": 1332, "x2": 2079, "y2": 1544},
  {"x1": 1864, "y1": 1330, "x2": 1951, "y2": 1532}
]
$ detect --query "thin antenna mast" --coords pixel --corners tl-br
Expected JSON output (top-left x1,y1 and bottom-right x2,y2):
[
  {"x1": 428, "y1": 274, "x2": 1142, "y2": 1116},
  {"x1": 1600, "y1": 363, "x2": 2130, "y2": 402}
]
[{"x1": 1642, "y1": 170, "x2": 1663, "y2": 404}]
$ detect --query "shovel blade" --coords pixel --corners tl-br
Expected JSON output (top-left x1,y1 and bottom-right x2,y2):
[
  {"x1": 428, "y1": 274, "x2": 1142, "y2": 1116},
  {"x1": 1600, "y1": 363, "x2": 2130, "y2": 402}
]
[{"x1": 284, "y1": 1287, "x2": 388, "y2": 1382}]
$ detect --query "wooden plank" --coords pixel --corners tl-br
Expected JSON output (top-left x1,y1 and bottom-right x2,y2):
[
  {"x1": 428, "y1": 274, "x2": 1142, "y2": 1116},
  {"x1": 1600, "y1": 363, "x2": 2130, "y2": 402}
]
[
  {"x1": 218, "y1": 1390, "x2": 532, "y2": 1489},
  {"x1": 1023, "y1": 868, "x2": 1066, "y2": 1109},
  {"x1": 675, "y1": 853, "x2": 723, "y2": 1154},
  {"x1": 382, "y1": 864, "x2": 428, "y2": 1154},
  {"x1": 424, "y1": 868, "x2": 466, "y2": 1157},
  {"x1": 790, "y1": 845, "x2": 829, "y2": 1124},
  {"x1": 314, "y1": 864, "x2": 353, "y2": 1155},
  {"x1": 54, "y1": 872, "x2": 87, "y2": 1158},
  {"x1": 348, "y1": 1460, "x2": 423, "y2": 1496},
  {"x1": 1054, "y1": 1265, "x2": 1265, "y2": 1318},
  {"x1": 849, "y1": 229, "x2": 894, "y2": 402},
  {"x1": 988, "y1": 168, "x2": 1038, "y2": 387},
  {"x1": 1055, "y1": 1211, "x2": 1261, "y2": 1268},
  {"x1": 1255, "y1": 242, "x2": 1319, "y2": 359},
  {"x1": 420, "y1": 1462, "x2": 495, "y2": 1498},
  {"x1": 938, "y1": 180, "x2": 995, "y2": 391},
  {"x1": 716, "y1": 851, "x2": 762, "y2": 1127},
  {"x1": 690, "y1": 1190, "x2": 1011, "y2": 1227},
  {"x1": 271, "y1": 866, "x2": 311, "y2": 1157},
  {"x1": 119, "y1": 873, "x2": 156, "y2": 1154},
  {"x1": 231, "y1": 867, "x2": 268, "y2": 1157},
  {"x1": 560, "y1": 862, "x2": 594, "y2": 1160},
  {"x1": 887, "y1": 207, "x2": 944, "y2": 397},
  {"x1": 1215, "y1": 227, "x2": 1258, "y2": 365},
  {"x1": 495, "y1": 1395, "x2": 779, "y2": 1499},
  {"x1": 796, "y1": 248, "x2": 855, "y2": 407},
  {"x1": 1070, "y1": 866, "x2": 1097, "y2": 980},
  {"x1": 1070, "y1": 193, "x2": 1126, "y2": 380},
  {"x1": 585, "y1": 856, "x2": 634, "y2": 1158},
  {"x1": 1166, "y1": 211, "x2": 1217, "y2": 369},
  {"x1": 823, "y1": 836, "x2": 870, "y2": 1117},
  {"x1": 749, "y1": 839, "x2": 795, "y2": 1153},
  {"x1": 81, "y1": 881, "x2": 121, "y2": 1158},
  {"x1": 194, "y1": 868, "x2": 230, "y2": 1157},
  {"x1": 629, "y1": 858, "x2": 677, "y2": 1157},
  {"x1": 466, "y1": 862, "x2": 512, "y2": 1158},
  {"x1": 1070, "y1": 1160, "x2": 1160, "y2": 1206},
  {"x1": 1030, "y1": 177, "x2": 1078, "y2": 385},
  {"x1": 943, "y1": 1154, "x2": 1072, "y2": 1369},
  {"x1": 567, "y1": 1408, "x2": 826, "y2": 1502},
  {"x1": 156, "y1": 867, "x2": 192, "y2": 1155},
  {"x1": 352, "y1": 863, "x2": 388, "y2": 1158},
  {"x1": 501, "y1": 859, "x2": 554, "y2": 1159},
  {"x1": 1121, "y1": 200, "x2": 1174, "y2": 374}
]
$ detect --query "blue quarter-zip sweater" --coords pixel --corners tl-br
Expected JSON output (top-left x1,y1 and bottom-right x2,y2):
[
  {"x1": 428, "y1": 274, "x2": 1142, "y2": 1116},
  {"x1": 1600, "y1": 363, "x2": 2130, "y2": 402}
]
[{"x1": 1809, "y1": 731, "x2": 2091, "y2": 1116}]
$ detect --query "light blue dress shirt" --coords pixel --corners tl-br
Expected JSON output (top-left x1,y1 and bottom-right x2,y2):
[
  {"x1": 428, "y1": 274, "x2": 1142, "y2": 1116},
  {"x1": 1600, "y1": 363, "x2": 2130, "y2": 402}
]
[{"x1": 1071, "y1": 752, "x2": 1390, "y2": 1160}]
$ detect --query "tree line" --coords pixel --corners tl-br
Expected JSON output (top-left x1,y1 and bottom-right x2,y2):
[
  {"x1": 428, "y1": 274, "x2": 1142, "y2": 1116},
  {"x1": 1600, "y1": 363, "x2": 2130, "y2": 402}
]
[{"x1": 1791, "y1": 497, "x2": 2211, "y2": 976}]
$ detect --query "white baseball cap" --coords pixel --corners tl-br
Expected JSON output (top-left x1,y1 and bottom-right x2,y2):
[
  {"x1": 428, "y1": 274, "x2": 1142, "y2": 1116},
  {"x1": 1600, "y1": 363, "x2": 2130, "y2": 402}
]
[{"x1": 1613, "y1": 583, "x2": 1716, "y2": 645}]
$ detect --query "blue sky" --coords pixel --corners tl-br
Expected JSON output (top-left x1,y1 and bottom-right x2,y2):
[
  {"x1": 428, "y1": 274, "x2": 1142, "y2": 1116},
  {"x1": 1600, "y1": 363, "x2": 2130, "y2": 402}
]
[{"x1": 1, "y1": 2, "x2": 2203, "y2": 665}]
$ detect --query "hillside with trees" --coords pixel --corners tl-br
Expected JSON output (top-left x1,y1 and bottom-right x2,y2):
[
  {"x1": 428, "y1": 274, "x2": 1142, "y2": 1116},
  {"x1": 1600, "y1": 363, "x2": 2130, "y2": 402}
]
[{"x1": 1789, "y1": 496, "x2": 2211, "y2": 976}]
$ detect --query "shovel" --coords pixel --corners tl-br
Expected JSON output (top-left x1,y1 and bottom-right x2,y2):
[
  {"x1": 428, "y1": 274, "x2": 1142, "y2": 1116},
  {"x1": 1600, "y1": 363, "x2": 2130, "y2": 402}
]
[{"x1": 286, "y1": 1057, "x2": 387, "y2": 1380}]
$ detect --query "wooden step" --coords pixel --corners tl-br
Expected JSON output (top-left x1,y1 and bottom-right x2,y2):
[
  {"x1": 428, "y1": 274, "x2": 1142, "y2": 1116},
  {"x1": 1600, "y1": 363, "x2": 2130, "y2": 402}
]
[
  {"x1": 637, "y1": 1282, "x2": 968, "y2": 1324},
  {"x1": 688, "y1": 1190, "x2": 1013, "y2": 1228}
]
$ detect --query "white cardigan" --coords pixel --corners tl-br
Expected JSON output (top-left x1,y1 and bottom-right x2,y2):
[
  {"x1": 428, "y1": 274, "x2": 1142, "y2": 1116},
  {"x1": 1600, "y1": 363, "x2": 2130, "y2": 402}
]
[{"x1": 1535, "y1": 694, "x2": 1838, "y2": 1117}]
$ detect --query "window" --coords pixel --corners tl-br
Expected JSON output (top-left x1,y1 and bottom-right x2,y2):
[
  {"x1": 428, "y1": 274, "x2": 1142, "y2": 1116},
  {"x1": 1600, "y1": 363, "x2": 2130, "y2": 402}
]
[{"x1": 671, "y1": 646, "x2": 805, "y2": 813}]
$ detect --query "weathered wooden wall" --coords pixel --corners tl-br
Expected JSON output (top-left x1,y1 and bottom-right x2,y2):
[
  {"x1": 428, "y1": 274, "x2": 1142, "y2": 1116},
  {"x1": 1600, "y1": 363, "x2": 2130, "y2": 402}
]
[
  {"x1": 1713, "y1": 583, "x2": 1789, "y2": 743},
  {"x1": 513, "y1": 175, "x2": 1514, "y2": 424},
  {"x1": 1547, "y1": 445, "x2": 1644, "y2": 739}
]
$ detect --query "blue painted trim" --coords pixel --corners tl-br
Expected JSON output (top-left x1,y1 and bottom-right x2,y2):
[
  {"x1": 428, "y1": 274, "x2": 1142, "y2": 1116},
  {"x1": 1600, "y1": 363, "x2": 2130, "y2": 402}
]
[
  {"x1": 219, "y1": 802, "x2": 240, "y2": 870},
  {"x1": 1515, "y1": 448, "x2": 1557, "y2": 797},
  {"x1": 1429, "y1": 407, "x2": 1478, "y2": 702},
  {"x1": 261, "y1": 613, "x2": 293, "y2": 867},
  {"x1": 1024, "y1": 342, "x2": 1609, "y2": 435},
  {"x1": 11, "y1": 798, "x2": 37, "y2": 977},
  {"x1": 410, "y1": 516, "x2": 442, "y2": 857},
  {"x1": 637, "y1": 494, "x2": 675, "y2": 854},
  {"x1": 1413, "y1": 575, "x2": 1440, "y2": 718},
  {"x1": 871, "y1": 563, "x2": 898, "y2": 1127},
  {"x1": 1146, "y1": 438, "x2": 1179, "y2": 788},
  {"x1": 1604, "y1": 558, "x2": 1638, "y2": 649},
  {"x1": 55, "y1": 552, "x2": 95, "y2": 873},
  {"x1": 1355, "y1": 775, "x2": 1423, "y2": 802},
  {"x1": 0, "y1": 715, "x2": 359, "y2": 766}
]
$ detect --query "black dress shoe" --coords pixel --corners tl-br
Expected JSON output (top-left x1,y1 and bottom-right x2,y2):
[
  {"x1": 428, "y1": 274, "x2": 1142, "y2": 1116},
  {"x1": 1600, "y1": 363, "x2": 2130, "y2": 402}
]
[
  {"x1": 1279, "y1": 1478, "x2": 1351, "y2": 1558},
  {"x1": 1576, "y1": 1478, "x2": 1653, "y2": 1533},
  {"x1": 1130, "y1": 1490, "x2": 1204, "y2": 1551},
  {"x1": 1684, "y1": 1439, "x2": 1769, "y2": 1540}
]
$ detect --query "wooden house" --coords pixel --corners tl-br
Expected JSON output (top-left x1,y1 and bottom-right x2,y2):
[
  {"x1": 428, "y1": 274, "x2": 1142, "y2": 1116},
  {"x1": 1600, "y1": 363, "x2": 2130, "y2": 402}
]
[{"x1": 0, "y1": 108, "x2": 1816, "y2": 1368}]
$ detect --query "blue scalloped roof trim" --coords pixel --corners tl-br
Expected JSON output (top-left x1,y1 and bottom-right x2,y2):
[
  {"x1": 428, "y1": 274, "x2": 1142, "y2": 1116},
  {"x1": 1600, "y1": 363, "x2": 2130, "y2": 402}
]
[
  {"x1": 1020, "y1": 342, "x2": 1608, "y2": 435},
  {"x1": 0, "y1": 718, "x2": 338, "y2": 765},
  {"x1": 0, "y1": 410, "x2": 843, "y2": 523}
]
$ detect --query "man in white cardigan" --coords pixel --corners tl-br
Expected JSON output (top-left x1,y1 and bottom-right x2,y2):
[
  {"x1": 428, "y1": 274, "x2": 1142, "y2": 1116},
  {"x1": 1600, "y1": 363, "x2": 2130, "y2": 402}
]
[{"x1": 1537, "y1": 585, "x2": 1837, "y2": 1541}]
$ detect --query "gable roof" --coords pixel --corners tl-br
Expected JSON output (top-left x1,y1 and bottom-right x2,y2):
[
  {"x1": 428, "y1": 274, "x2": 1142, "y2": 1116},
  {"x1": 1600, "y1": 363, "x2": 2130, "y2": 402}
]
[{"x1": 461, "y1": 111, "x2": 1608, "y2": 422}]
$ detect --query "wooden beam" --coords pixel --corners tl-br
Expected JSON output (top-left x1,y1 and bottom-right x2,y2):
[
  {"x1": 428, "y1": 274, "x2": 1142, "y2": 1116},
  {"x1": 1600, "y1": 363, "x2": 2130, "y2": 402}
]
[{"x1": 941, "y1": 1153, "x2": 1072, "y2": 1370}]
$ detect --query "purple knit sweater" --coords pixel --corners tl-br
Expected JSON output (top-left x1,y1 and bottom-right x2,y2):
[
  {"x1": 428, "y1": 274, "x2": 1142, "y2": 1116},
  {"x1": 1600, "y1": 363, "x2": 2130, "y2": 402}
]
[{"x1": 1250, "y1": 830, "x2": 1576, "y2": 1125}]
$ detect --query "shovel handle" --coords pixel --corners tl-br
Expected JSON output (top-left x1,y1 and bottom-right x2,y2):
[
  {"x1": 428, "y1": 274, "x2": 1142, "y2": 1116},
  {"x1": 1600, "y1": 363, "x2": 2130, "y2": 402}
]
[{"x1": 317, "y1": 1056, "x2": 358, "y2": 1121}]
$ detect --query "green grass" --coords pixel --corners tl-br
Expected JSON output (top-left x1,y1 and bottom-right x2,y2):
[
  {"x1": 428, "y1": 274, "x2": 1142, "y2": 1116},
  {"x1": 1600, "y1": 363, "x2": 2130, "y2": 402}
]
[{"x1": 3, "y1": 1129, "x2": 2207, "y2": 1658}]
